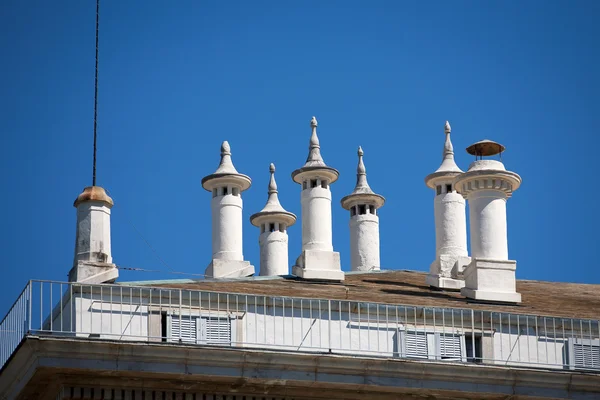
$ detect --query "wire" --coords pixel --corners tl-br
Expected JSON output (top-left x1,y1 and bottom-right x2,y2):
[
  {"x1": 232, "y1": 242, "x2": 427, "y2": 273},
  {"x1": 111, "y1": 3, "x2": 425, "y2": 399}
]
[
  {"x1": 117, "y1": 266, "x2": 207, "y2": 278},
  {"x1": 92, "y1": 0, "x2": 99, "y2": 186}
]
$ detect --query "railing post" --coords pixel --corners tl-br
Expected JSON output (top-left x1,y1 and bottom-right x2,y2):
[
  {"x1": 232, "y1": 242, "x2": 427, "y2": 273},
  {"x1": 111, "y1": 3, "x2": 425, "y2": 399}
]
[
  {"x1": 328, "y1": 299, "x2": 332, "y2": 352},
  {"x1": 28, "y1": 281, "x2": 32, "y2": 333}
]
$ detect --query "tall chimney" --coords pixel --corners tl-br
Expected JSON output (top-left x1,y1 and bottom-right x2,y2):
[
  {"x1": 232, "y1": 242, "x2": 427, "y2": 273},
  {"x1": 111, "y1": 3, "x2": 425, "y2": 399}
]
[
  {"x1": 69, "y1": 186, "x2": 118, "y2": 283},
  {"x1": 455, "y1": 140, "x2": 522, "y2": 303},
  {"x1": 202, "y1": 141, "x2": 255, "y2": 278},
  {"x1": 291, "y1": 117, "x2": 344, "y2": 281},
  {"x1": 250, "y1": 164, "x2": 296, "y2": 276},
  {"x1": 424, "y1": 121, "x2": 469, "y2": 290},
  {"x1": 341, "y1": 146, "x2": 385, "y2": 272}
]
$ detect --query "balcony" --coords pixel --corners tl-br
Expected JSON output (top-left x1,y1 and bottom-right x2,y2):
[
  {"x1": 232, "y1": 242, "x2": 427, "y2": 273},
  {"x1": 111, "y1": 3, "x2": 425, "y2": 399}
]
[{"x1": 1, "y1": 280, "x2": 599, "y2": 373}]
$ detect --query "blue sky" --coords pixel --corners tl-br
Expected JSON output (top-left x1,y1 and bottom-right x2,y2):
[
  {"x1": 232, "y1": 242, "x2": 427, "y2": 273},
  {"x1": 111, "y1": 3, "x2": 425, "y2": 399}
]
[{"x1": 1, "y1": 1, "x2": 598, "y2": 313}]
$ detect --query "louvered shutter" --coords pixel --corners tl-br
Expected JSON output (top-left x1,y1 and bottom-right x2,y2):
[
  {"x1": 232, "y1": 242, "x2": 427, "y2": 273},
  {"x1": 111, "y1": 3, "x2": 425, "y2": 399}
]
[
  {"x1": 437, "y1": 334, "x2": 465, "y2": 361},
  {"x1": 202, "y1": 317, "x2": 232, "y2": 345},
  {"x1": 570, "y1": 339, "x2": 600, "y2": 369},
  {"x1": 169, "y1": 316, "x2": 198, "y2": 343},
  {"x1": 402, "y1": 331, "x2": 429, "y2": 359}
]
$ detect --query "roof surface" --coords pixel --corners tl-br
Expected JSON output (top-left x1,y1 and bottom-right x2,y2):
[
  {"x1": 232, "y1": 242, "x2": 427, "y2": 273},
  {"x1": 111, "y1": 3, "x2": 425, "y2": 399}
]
[{"x1": 126, "y1": 270, "x2": 600, "y2": 320}]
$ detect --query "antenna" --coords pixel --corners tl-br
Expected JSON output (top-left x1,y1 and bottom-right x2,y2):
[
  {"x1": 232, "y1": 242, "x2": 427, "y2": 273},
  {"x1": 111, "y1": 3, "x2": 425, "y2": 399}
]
[{"x1": 92, "y1": 0, "x2": 100, "y2": 186}]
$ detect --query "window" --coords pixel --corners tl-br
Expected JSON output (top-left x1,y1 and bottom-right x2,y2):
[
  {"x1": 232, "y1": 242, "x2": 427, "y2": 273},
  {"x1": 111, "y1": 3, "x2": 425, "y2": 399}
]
[
  {"x1": 446, "y1": 184, "x2": 452, "y2": 193},
  {"x1": 321, "y1": 180, "x2": 328, "y2": 189},
  {"x1": 358, "y1": 205, "x2": 366, "y2": 215},
  {"x1": 567, "y1": 338, "x2": 600, "y2": 370},
  {"x1": 369, "y1": 205, "x2": 375, "y2": 215},
  {"x1": 164, "y1": 314, "x2": 235, "y2": 345},
  {"x1": 232, "y1": 187, "x2": 239, "y2": 196},
  {"x1": 436, "y1": 185, "x2": 442, "y2": 195},
  {"x1": 465, "y1": 334, "x2": 483, "y2": 363},
  {"x1": 279, "y1": 224, "x2": 286, "y2": 233},
  {"x1": 212, "y1": 188, "x2": 217, "y2": 198},
  {"x1": 222, "y1": 186, "x2": 228, "y2": 195},
  {"x1": 399, "y1": 330, "x2": 466, "y2": 361},
  {"x1": 311, "y1": 179, "x2": 318, "y2": 188},
  {"x1": 269, "y1": 223, "x2": 276, "y2": 232},
  {"x1": 350, "y1": 207, "x2": 356, "y2": 217},
  {"x1": 302, "y1": 181, "x2": 308, "y2": 190}
]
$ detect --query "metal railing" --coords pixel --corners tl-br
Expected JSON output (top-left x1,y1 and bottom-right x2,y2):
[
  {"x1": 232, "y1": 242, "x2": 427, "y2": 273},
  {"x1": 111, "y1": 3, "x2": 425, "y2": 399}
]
[{"x1": 1, "y1": 280, "x2": 599, "y2": 372}]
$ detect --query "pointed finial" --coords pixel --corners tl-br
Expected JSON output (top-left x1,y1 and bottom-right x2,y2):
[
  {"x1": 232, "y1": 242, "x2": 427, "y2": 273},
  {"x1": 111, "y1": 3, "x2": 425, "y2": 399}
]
[
  {"x1": 213, "y1": 140, "x2": 239, "y2": 174},
  {"x1": 443, "y1": 122, "x2": 454, "y2": 155},
  {"x1": 268, "y1": 163, "x2": 278, "y2": 194},
  {"x1": 305, "y1": 115, "x2": 324, "y2": 165},
  {"x1": 352, "y1": 146, "x2": 372, "y2": 194},
  {"x1": 221, "y1": 140, "x2": 231, "y2": 155},
  {"x1": 357, "y1": 146, "x2": 366, "y2": 175}
]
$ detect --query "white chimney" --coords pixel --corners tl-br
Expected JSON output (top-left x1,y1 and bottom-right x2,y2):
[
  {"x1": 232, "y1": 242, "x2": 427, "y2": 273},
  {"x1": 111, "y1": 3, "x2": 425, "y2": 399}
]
[
  {"x1": 291, "y1": 117, "x2": 344, "y2": 281},
  {"x1": 455, "y1": 140, "x2": 522, "y2": 303},
  {"x1": 202, "y1": 141, "x2": 255, "y2": 279},
  {"x1": 341, "y1": 146, "x2": 385, "y2": 272},
  {"x1": 69, "y1": 186, "x2": 118, "y2": 284},
  {"x1": 250, "y1": 164, "x2": 296, "y2": 276},
  {"x1": 424, "y1": 121, "x2": 470, "y2": 290}
]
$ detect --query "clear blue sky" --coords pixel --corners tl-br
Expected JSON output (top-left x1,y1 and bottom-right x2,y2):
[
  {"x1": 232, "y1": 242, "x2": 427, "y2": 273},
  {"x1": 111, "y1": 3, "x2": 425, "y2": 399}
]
[{"x1": 1, "y1": 1, "x2": 598, "y2": 314}]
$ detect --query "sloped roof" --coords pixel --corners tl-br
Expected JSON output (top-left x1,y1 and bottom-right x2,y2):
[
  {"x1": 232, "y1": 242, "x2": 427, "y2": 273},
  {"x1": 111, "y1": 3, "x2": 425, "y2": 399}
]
[{"x1": 123, "y1": 270, "x2": 600, "y2": 320}]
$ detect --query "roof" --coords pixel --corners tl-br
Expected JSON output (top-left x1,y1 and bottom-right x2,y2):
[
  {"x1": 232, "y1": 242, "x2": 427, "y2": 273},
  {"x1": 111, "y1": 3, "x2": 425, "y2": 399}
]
[{"x1": 123, "y1": 270, "x2": 600, "y2": 320}]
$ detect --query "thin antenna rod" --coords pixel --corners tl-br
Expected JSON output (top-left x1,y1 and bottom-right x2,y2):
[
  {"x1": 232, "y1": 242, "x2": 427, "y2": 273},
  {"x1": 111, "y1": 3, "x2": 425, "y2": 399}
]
[{"x1": 92, "y1": 0, "x2": 100, "y2": 186}]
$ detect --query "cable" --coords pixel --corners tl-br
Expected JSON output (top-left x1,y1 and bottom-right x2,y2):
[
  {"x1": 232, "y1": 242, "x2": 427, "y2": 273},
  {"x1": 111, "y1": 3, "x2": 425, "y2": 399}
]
[
  {"x1": 92, "y1": 0, "x2": 99, "y2": 186},
  {"x1": 117, "y1": 266, "x2": 207, "y2": 278}
]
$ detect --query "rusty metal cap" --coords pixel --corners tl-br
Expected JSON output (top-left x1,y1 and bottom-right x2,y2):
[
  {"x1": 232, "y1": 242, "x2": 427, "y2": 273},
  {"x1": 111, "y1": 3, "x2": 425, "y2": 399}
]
[
  {"x1": 73, "y1": 186, "x2": 114, "y2": 208},
  {"x1": 466, "y1": 140, "x2": 505, "y2": 157}
]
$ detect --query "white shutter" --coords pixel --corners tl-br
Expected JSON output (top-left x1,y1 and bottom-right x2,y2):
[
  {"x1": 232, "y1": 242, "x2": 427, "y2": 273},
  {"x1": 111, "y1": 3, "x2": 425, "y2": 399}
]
[
  {"x1": 437, "y1": 334, "x2": 465, "y2": 361},
  {"x1": 571, "y1": 339, "x2": 600, "y2": 369},
  {"x1": 202, "y1": 317, "x2": 232, "y2": 345},
  {"x1": 170, "y1": 316, "x2": 198, "y2": 343},
  {"x1": 402, "y1": 331, "x2": 429, "y2": 359}
]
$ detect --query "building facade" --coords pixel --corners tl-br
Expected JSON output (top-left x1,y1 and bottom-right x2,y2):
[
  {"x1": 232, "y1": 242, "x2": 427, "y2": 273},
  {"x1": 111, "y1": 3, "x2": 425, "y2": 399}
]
[{"x1": 0, "y1": 118, "x2": 599, "y2": 400}]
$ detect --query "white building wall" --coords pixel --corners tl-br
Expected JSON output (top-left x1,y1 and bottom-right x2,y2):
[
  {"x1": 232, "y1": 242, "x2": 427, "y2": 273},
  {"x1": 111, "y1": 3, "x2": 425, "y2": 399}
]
[{"x1": 53, "y1": 290, "x2": 586, "y2": 370}]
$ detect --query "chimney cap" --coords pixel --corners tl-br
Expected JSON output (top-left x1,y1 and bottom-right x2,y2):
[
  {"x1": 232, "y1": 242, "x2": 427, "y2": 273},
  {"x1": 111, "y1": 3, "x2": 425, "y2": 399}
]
[
  {"x1": 251, "y1": 163, "x2": 296, "y2": 227},
  {"x1": 466, "y1": 139, "x2": 506, "y2": 157},
  {"x1": 73, "y1": 186, "x2": 114, "y2": 208},
  {"x1": 292, "y1": 116, "x2": 339, "y2": 184},
  {"x1": 341, "y1": 146, "x2": 385, "y2": 210},
  {"x1": 202, "y1": 140, "x2": 252, "y2": 191}
]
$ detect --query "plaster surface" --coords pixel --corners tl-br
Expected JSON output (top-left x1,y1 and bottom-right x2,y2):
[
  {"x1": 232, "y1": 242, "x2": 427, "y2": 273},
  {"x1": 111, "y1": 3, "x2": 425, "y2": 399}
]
[
  {"x1": 211, "y1": 192, "x2": 244, "y2": 261},
  {"x1": 349, "y1": 213, "x2": 380, "y2": 272},
  {"x1": 258, "y1": 230, "x2": 290, "y2": 276}
]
